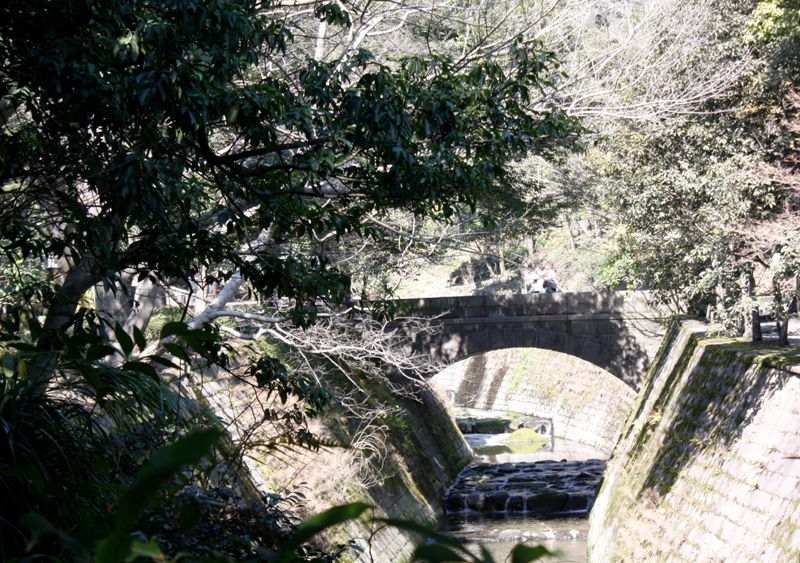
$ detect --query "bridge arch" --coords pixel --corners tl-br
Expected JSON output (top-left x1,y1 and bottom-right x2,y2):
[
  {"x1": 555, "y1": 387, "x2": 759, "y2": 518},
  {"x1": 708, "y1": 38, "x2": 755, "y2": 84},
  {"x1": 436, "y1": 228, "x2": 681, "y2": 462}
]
[
  {"x1": 389, "y1": 291, "x2": 668, "y2": 391},
  {"x1": 430, "y1": 348, "x2": 637, "y2": 455}
]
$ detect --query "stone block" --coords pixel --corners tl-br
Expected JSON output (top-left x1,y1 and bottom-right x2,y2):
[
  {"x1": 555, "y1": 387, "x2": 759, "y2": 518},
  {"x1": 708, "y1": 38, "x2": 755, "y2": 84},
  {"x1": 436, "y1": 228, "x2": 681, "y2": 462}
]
[
  {"x1": 457, "y1": 295, "x2": 485, "y2": 308},
  {"x1": 536, "y1": 330, "x2": 568, "y2": 353},
  {"x1": 485, "y1": 305, "x2": 503, "y2": 317},
  {"x1": 474, "y1": 418, "x2": 508, "y2": 434},
  {"x1": 570, "y1": 320, "x2": 601, "y2": 336},
  {"x1": 503, "y1": 327, "x2": 528, "y2": 348},
  {"x1": 466, "y1": 492, "x2": 485, "y2": 511},
  {"x1": 568, "y1": 492, "x2": 591, "y2": 511},
  {"x1": 568, "y1": 292, "x2": 598, "y2": 313},
  {"x1": 489, "y1": 328, "x2": 507, "y2": 350},
  {"x1": 458, "y1": 307, "x2": 486, "y2": 319},
  {"x1": 466, "y1": 331, "x2": 491, "y2": 354},
  {"x1": 525, "y1": 491, "x2": 569, "y2": 514},
  {"x1": 538, "y1": 293, "x2": 568, "y2": 315},
  {"x1": 595, "y1": 292, "x2": 626, "y2": 313},
  {"x1": 520, "y1": 299, "x2": 545, "y2": 316},
  {"x1": 506, "y1": 494, "x2": 525, "y2": 512},
  {"x1": 432, "y1": 307, "x2": 458, "y2": 319},
  {"x1": 485, "y1": 491, "x2": 510, "y2": 512},
  {"x1": 536, "y1": 319, "x2": 570, "y2": 332},
  {"x1": 444, "y1": 494, "x2": 466, "y2": 513}
]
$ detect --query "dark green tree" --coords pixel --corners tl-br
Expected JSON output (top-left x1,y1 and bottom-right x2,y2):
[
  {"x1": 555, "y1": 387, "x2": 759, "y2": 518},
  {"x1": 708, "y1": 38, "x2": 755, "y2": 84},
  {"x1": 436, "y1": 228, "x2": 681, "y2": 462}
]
[
  {"x1": 0, "y1": 0, "x2": 579, "y2": 559},
  {"x1": 1, "y1": 0, "x2": 577, "y2": 377}
]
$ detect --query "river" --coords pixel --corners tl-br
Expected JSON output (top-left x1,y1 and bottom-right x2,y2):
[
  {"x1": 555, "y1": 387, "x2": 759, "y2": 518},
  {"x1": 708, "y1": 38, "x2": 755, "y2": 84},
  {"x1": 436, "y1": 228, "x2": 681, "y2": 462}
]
[{"x1": 437, "y1": 428, "x2": 610, "y2": 563}]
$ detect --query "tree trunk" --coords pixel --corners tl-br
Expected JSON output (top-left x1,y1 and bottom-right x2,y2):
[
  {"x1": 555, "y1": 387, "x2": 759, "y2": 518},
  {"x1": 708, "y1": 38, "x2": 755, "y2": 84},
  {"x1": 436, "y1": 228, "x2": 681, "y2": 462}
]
[
  {"x1": 777, "y1": 317, "x2": 789, "y2": 345},
  {"x1": 592, "y1": 211, "x2": 602, "y2": 238},
  {"x1": 714, "y1": 282, "x2": 729, "y2": 325},
  {"x1": 524, "y1": 236, "x2": 535, "y2": 264},
  {"x1": 314, "y1": 20, "x2": 328, "y2": 61},
  {"x1": 30, "y1": 258, "x2": 101, "y2": 389},
  {"x1": 742, "y1": 269, "x2": 761, "y2": 341},
  {"x1": 563, "y1": 219, "x2": 576, "y2": 250}
]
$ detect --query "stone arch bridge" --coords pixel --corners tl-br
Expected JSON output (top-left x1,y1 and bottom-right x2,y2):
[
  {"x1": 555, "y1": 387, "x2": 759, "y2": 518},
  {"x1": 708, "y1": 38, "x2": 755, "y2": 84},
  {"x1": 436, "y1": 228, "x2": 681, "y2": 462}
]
[{"x1": 386, "y1": 291, "x2": 669, "y2": 391}]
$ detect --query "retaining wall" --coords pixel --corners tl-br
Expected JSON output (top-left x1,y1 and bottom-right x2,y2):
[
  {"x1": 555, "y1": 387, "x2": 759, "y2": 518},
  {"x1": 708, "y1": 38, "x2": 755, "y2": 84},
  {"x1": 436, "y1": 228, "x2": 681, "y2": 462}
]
[
  {"x1": 431, "y1": 348, "x2": 637, "y2": 454},
  {"x1": 200, "y1": 375, "x2": 471, "y2": 563},
  {"x1": 588, "y1": 320, "x2": 800, "y2": 562}
]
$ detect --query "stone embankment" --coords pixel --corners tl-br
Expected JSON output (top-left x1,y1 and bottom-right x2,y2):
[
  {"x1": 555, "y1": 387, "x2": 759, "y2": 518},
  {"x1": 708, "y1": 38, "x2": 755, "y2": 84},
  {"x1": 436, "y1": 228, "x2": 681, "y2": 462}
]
[
  {"x1": 432, "y1": 348, "x2": 636, "y2": 454},
  {"x1": 589, "y1": 320, "x2": 800, "y2": 562},
  {"x1": 444, "y1": 459, "x2": 606, "y2": 515},
  {"x1": 200, "y1": 376, "x2": 471, "y2": 563}
]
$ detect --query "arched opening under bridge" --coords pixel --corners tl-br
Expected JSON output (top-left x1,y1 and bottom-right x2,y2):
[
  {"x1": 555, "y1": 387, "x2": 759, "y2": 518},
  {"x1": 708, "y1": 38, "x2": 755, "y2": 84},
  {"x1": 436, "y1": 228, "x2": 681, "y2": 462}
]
[{"x1": 430, "y1": 347, "x2": 637, "y2": 456}]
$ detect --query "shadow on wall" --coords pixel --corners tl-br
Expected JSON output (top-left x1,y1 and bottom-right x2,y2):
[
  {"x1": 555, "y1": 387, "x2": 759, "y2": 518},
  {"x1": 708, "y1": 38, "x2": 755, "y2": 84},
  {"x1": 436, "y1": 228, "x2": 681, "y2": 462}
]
[
  {"x1": 604, "y1": 315, "x2": 663, "y2": 389},
  {"x1": 634, "y1": 341, "x2": 792, "y2": 500},
  {"x1": 623, "y1": 321, "x2": 683, "y2": 438},
  {"x1": 425, "y1": 316, "x2": 656, "y2": 389},
  {"x1": 431, "y1": 348, "x2": 637, "y2": 454}
]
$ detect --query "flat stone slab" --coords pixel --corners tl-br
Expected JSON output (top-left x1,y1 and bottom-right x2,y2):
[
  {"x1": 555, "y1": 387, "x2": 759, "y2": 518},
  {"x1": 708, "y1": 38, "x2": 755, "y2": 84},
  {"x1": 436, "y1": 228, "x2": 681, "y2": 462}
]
[{"x1": 444, "y1": 459, "x2": 606, "y2": 515}]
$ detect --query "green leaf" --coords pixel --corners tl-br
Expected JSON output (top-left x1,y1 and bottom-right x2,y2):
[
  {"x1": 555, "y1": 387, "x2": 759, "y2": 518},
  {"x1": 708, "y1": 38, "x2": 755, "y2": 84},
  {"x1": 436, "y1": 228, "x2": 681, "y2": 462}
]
[
  {"x1": 98, "y1": 429, "x2": 223, "y2": 563},
  {"x1": 19, "y1": 512, "x2": 88, "y2": 559},
  {"x1": 114, "y1": 323, "x2": 134, "y2": 358},
  {"x1": 28, "y1": 315, "x2": 42, "y2": 342},
  {"x1": 148, "y1": 355, "x2": 181, "y2": 370},
  {"x1": 279, "y1": 503, "x2": 370, "y2": 563},
  {"x1": 160, "y1": 321, "x2": 188, "y2": 339},
  {"x1": 478, "y1": 545, "x2": 496, "y2": 563},
  {"x1": 180, "y1": 336, "x2": 208, "y2": 357},
  {"x1": 163, "y1": 342, "x2": 192, "y2": 364},
  {"x1": 67, "y1": 333, "x2": 104, "y2": 348},
  {"x1": 121, "y1": 361, "x2": 159, "y2": 381},
  {"x1": 510, "y1": 544, "x2": 553, "y2": 563},
  {"x1": 128, "y1": 539, "x2": 164, "y2": 561},
  {"x1": 122, "y1": 429, "x2": 222, "y2": 523},
  {"x1": 182, "y1": 328, "x2": 218, "y2": 341},
  {"x1": 96, "y1": 534, "x2": 132, "y2": 563},
  {"x1": 86, "y1": 343, "x2": 117, "y2": 362},
  {"x1": 19, "y1": 511, "x2": 59, "y2": 549},
  {"x1": 133, "y1": 326, "x2": 147, "y2": 351},
  {"x1": 178, "y1": 502, "x2": 201, "y2": 531}
]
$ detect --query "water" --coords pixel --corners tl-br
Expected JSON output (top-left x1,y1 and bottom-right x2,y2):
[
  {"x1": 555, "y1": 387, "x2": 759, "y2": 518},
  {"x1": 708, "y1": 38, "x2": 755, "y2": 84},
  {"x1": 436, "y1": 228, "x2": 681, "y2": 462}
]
[
  {"x1": 439, "y1": 513, "x2": 590, "y2": 563},
  {"x1": 464, "y1": 433, "x2": 608, "y2": 464},
  {"x1": 438, "y1": 434, "x2": 609, "y2": 563}
]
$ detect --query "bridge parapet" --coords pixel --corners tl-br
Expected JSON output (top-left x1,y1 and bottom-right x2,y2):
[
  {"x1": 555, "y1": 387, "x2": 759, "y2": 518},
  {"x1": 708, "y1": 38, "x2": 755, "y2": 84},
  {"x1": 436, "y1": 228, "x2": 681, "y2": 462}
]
[{"x1": 395, "y1": 291, "x2": 656, "y2": 320}]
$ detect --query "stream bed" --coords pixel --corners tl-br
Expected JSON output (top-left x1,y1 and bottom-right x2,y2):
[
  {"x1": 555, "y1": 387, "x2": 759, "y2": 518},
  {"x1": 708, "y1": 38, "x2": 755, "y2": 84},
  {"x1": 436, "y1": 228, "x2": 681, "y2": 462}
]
[
  {"x1": 439, "y1": 513, "x2": 590, "y2": 563},
  {"x1": 438, "y1": 423, "x2": 609, "y2": 563}
]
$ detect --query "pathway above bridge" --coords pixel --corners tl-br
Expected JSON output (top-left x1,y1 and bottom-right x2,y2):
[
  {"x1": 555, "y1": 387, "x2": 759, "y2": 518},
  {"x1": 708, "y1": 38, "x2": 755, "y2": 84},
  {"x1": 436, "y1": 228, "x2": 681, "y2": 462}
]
[{"x1": 388, "y1": 291, "x2": 669, "y2": 390}]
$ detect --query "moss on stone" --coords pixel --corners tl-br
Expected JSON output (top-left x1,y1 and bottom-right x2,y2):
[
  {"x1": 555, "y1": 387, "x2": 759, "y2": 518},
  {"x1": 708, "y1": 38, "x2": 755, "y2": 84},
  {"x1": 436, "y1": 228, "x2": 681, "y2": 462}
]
[
  {"x1": 501, "y1": 428, "x2": 547, "y2": 443},
  {"x1": 592, "y1": 320, "x2": 800, "y2": 561}
]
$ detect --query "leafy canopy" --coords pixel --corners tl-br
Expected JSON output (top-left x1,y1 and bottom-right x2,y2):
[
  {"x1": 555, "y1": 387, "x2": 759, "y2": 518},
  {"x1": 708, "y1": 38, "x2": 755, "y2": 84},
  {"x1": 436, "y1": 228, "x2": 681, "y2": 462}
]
[{"x1": 0, "y1": 0, "x2": 578, "y2": 339}]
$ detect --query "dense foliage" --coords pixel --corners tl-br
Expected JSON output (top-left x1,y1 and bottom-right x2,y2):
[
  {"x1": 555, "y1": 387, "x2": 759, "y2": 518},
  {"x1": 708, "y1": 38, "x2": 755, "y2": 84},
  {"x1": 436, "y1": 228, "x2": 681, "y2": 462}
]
[
  {"x1": 0, "y1": 0, "x2": 577, "y2": 560},
  {"x1": 1, "y1": 0, "x2": 798, "y2": 560}
]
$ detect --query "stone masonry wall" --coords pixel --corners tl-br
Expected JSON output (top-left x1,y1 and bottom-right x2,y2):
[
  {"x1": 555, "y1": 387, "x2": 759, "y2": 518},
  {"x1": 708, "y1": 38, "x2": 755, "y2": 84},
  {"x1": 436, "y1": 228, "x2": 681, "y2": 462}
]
[
  {"x1": 588, "y1": 320, "x2": 800, "y2": 562},
  {"x1": 431, "y1": 348, "x2": 636, "y2": 454},
  {"x1": 200, "y1": 375, "x2": 471, "y2": 563},
  {"x1": 341, "y1": 388, "x2": 473, "y2": 561}
]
